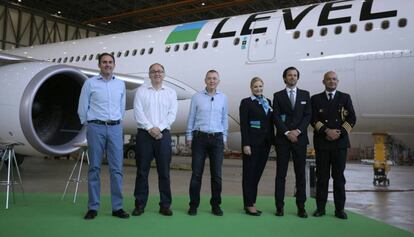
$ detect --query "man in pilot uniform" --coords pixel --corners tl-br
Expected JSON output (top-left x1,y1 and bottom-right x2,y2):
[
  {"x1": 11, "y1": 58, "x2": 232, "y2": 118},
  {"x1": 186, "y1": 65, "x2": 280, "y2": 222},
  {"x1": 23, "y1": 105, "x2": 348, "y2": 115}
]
[{"x1": 311, "y1": 71, "x2": 356, "y2": 219}]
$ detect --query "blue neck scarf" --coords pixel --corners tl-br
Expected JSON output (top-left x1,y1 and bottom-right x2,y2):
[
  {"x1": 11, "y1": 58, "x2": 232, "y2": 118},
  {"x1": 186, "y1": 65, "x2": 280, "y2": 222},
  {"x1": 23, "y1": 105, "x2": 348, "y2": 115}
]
[{"x1": 255, "y1": 95, "x2": 270, "y2": 114}]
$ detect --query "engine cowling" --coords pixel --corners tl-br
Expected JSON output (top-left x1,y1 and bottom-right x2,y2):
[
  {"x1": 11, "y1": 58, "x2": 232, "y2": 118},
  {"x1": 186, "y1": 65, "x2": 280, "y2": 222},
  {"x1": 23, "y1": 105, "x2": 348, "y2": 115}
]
[{"x1": 0, "y1": 62, "x2": 87, "y2": 156}]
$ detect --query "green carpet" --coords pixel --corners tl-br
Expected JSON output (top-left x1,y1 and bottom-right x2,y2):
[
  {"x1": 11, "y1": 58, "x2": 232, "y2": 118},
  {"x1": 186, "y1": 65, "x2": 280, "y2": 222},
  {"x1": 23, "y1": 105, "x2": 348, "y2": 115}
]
[{"x1": 0, "y1": 194, "x2": 412, "y2": 237}]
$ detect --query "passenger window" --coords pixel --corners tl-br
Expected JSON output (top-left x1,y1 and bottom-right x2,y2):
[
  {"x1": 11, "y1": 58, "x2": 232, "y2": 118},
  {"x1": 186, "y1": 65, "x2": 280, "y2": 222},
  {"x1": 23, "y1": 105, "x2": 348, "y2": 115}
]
[
  {"x1": 132, "y1": 49, "x2": 137, "y2": 56},
  {"x1": 82, "y1": 55, "x2": 87, "y2": 61},
  {"x1": 365, "y1": 22, "x2": 373, "y2": 31},
  {"x1": 70, "y1": 56, "x2": 74, "y2": 62},
  {"x1": 334, "y1": 26, "x2": 342, "y2": 35},
  {"x1": 165, "y1": 46, "x2": 171, "y2": 53},
  {"x1": 381, "y1": 20, "x2": 390, "y2": 30},
  {"x1": 124, "y1": 50, "x2": 129, "y2": 57},
  {"x1": 212, "y1": 40, "x2": 219, "y2": 48},
  {"x1": 293, "y1": 31, "x2": 300, "y2": 39},
  {"x1": 233, "y1": 37, "x2": 240, "y2": 46},
  {"x1": 398, "y1": 18, "x2": 407, "y2": 28},
  {"x1": 174, "y1": 45, "x2": 179, "y2": 52},
  {"x1": 202, "y1": 41, "x2": 208, "y2": 48},
  {"x1": 63, "y1": 57, "x2": 68, "y2": 63},
  {"x1": 193, "y1": 42, "x2": 199, "y2": 49},
  {"x1": 117, "y1": 51, "x2": 122, "y2": 57},
  {"x1": 58, "y1": 58, "x2": 62, "y2": 63},
  {"x1": 52, "y1": 58, "x2": 56, "y2": 62},
  {"x1": 148, "y1": 47, "x2": 153, "y2": 54},
  {"x1": 183, "y1": 43, "x2": 189, "y2": 51},
  {"x1": 76, "y1": 56, "x2": 80, "y2": 62},
  {"x1": 306, "y1": 29, "x2": 313, "y2": 38},
  {"x1": 320, "y1": 28, "x2": 328, "y2": 36},
  {"x1": 349, "y1": 24, "x2": 357, "y2": 33},
  {"x1": 89, "y1": 54, "x2": 94, "y2": 60}
]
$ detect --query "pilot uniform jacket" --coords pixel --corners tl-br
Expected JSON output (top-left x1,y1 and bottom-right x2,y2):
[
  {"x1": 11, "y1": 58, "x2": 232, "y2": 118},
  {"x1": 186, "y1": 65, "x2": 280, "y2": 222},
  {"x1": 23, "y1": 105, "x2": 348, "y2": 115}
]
[
  {"x1": 272, "y1": 88, "x2": 311, "y2": 145},
  {"x1": 311, "y1": 91, "x2": 356, "y2": 149},
  {"x1": 239, "y1": 97, "x2": 274, "y2": 147}
]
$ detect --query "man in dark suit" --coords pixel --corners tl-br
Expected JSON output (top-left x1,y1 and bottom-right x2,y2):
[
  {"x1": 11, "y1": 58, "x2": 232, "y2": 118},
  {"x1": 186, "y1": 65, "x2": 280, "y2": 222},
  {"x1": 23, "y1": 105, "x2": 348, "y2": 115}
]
[
  {"x1": 273, "y1": 67, "x2": 311, "y2": 218},
  {"x1": 311, "y1": 71, "x2": 356, "y2": 220}
]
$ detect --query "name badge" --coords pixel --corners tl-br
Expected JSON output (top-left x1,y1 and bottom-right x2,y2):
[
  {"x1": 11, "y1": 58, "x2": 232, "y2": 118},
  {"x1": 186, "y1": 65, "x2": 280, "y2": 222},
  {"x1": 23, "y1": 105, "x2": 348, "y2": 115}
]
[
  {"x1": 250, "y1": 120, "x2": 261, "y2": 129},
  {"x1": 301, "y1": 101, "x2": 307, "y2": 104}
]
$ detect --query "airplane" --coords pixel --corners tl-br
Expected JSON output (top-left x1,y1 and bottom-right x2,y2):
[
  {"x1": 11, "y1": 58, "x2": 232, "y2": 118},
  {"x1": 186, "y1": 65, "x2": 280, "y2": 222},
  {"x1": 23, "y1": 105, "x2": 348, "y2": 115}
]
[{"x1": 0, "y1": 0, "x2": 413, "y2": 160}]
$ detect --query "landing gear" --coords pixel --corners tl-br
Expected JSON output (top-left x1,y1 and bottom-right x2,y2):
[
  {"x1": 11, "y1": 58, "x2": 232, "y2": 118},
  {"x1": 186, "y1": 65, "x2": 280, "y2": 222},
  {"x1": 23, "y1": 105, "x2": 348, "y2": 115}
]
[
  {"x1": 372, "y1": 133, "x2": 391, "y2": 187},
  {"x1": 373, "y1": 166, "x2": 390, "y2": 186}
]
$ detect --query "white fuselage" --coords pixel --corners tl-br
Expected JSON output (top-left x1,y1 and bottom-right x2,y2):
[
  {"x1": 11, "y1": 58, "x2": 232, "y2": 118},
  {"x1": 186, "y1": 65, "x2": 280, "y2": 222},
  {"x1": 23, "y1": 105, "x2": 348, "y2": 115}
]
[{"x1": 3, "y1": 0, "x2": 414, "y2": 152}]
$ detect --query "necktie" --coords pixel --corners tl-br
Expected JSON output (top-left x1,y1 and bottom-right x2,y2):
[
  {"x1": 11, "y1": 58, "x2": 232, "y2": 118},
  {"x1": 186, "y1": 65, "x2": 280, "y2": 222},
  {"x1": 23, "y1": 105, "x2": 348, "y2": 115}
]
[
  {"x1": 256, "y1": 96, "x2": 270, "y2": 114},
  {"x1": 328, "y1": 92, "x2": 333, "y2": 101},
  {"x1": 289, "y1": 90, "x2": 295, "y2": 109}
]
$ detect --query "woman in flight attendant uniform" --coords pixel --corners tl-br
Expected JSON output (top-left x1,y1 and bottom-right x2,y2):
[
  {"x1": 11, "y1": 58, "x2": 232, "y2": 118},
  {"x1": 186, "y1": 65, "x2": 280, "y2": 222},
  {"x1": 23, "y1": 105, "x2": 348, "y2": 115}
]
[{"x1": 239, "y1": 77, "x2": 274, "y2": 216}]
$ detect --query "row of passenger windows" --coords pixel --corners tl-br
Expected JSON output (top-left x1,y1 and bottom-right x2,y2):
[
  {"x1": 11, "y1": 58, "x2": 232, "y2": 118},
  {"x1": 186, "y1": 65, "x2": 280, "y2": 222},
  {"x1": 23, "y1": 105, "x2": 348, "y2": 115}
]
[
  {"x1": 292, "y1": 18, "x2": 408, "y2": 39},
  {"x1": 165, "y1": 39, "x2": 220, "y2": 53},
  {"x1": 50, "y1": 47, "x2": 154, "y2": 63},
  {"x1": 49, "y1": 38, "x2": 226, "y2": 63},
  {"x1": 49, "y1": 18, "x2": 407, "y2": 63}
]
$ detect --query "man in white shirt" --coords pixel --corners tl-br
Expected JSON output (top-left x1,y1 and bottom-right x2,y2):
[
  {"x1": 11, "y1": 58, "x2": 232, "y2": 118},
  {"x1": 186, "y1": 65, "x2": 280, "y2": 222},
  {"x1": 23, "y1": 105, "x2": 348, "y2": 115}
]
[{"x1": 132, "y1": 63, "x2": 178, "y2": 216}]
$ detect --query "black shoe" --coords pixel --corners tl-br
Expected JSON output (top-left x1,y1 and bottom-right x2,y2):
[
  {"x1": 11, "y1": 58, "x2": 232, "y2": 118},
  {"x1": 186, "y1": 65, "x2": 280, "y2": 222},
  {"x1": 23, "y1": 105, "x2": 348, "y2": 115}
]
[
  {"x1": 335, "y1": 210, "x2": 348, "y2": 219},
  {"x1": 297, "y1": 208, "x2": 308, "y2": 218},
  {"x1": 244, "y1": 206, "x2": 261, "y2": 216},
  {"x1": 313, "y1": 209, "x2": 326, "y2": 217},
  {"x1": 131, "y1": 207, "x2": 145, "y2": 216},
  {"x1": 188, "y1": 207, "x2": 197, "y2": 216},
  {"x1": 84, "y1": 210, "x2": 97, "y2": 220},
  {"x1": 159, "y1": 207, "x2": 173, "y2": 216},
  {"x1": 275, "y1": 208, "x2": 284, "y2": 216},
  {"x1": 245, "y1": 209, "x2": 261, "y2": 216},
  {"x1": 212, "y1": 206, "x2": 223, "y2": 216},
  {"x1": 112, "y1": 209, "x2": 130, "y2": 219}
]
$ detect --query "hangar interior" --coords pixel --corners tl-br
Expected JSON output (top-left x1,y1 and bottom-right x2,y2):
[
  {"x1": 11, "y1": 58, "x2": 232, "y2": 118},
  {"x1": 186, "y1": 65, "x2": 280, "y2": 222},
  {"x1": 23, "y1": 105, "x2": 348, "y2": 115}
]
[{"x1": 0, "y1": 0, "x2": 413, "y2": 236}]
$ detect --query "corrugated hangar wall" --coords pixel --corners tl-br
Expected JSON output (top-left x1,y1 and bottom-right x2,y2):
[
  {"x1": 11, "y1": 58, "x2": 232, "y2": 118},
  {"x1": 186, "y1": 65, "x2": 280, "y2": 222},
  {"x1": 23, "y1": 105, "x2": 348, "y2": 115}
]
[{"x1": 0, "y1": 3, "x2": 107, "y2": 50}]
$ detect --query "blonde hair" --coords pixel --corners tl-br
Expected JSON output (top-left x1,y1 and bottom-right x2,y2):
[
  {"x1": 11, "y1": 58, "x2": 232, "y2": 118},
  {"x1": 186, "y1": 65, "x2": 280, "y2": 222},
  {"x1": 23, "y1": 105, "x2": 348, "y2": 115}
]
[{"x1": 250, "y1": 77, "x2": 263, "y2": 88}]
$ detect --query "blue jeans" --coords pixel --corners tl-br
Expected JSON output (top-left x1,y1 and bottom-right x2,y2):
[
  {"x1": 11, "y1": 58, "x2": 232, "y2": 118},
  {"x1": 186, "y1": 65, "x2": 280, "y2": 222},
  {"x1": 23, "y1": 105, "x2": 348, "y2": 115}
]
[
  {"x1": 86, "y1": 123, "x2": 124, "y2": 211},
  {"x1": 189, "y1": 131, "x2": 224, "y2": 208}
]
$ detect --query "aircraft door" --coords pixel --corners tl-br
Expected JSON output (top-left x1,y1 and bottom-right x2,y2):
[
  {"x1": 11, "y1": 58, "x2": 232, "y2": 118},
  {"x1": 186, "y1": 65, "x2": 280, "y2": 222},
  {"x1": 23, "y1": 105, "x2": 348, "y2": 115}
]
[{"x1": 247, "y1": 17, "x2": 281, "y2": 63}]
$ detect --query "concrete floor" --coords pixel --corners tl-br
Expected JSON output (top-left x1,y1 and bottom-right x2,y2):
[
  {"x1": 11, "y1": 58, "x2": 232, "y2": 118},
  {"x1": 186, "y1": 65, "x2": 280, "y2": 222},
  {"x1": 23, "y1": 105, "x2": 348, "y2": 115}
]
[{"x1": 1, "y1": 156, "x2": 413, "y2": 233}]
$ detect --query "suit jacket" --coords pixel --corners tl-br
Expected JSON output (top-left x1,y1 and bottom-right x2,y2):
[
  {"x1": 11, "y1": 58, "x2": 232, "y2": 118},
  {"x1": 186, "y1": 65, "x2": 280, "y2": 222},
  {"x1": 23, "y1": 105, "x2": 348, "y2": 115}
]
[
  {"x1": 239, "y1": 97, "x2": 274, "y2": 147},
  {"x1": 272, "y1": 88, "x2": 311, "y2": 145},
  {"x1": 311, "y1": 91, "x2": 356, "y2": 149}
]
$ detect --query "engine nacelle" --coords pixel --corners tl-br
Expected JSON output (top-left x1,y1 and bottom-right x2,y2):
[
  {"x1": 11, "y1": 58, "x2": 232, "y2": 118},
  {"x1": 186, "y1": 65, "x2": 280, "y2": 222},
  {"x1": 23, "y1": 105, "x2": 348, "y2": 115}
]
[{"x1": 0, "y1": 62, "x2": 87, "y2": 156}]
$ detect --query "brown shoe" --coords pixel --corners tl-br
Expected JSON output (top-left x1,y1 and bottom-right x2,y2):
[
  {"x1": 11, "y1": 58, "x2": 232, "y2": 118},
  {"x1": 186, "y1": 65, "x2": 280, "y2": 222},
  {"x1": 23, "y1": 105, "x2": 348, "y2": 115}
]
[
  {"x1": 132, "y1": 207, "x2": 145, "y2": 216},
  {"x1": 159, "y1": 207, "x2": 173, "y2": 216}
]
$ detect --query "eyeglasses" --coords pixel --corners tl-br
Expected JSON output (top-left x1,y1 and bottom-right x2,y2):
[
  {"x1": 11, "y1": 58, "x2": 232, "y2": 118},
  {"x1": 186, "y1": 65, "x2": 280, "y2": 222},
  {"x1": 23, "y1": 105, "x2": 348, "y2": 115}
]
[{"x1": 150, "y1": 70, "x2": 164, "y2": 74}]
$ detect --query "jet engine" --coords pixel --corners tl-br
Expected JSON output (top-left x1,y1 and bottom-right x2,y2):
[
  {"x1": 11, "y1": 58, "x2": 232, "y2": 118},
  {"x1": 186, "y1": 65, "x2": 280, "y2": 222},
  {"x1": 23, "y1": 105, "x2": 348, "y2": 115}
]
[{"x1": 0, "y1": 62, "x2": 88, "y2": 156}]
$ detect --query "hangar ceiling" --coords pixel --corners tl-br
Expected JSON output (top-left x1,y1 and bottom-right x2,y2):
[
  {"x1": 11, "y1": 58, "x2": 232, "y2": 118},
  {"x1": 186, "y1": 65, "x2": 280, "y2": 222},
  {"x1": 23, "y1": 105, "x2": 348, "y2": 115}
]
[{"x1": 7, "y1": 0, "x2": 333, "y2": 33}]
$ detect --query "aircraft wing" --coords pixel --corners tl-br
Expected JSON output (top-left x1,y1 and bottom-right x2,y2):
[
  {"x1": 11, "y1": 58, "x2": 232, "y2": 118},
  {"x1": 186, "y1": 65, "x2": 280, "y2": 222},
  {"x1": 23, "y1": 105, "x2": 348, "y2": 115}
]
[{"x1": 0, "y1": 52, "x2": 192, "y2": 110}]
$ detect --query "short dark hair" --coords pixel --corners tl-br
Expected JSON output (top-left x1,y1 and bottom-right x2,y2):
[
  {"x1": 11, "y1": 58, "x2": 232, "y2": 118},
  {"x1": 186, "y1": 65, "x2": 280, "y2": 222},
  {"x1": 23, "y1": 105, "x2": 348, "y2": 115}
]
[
  {"x1": 282, "y1": 66, "x2": 300, "y2": 79},
  {"x1": 98, "y1": 53, "x2": 115, "y2": 64},
  {"x1": 206, "y1": 69, "x2": 219, "y2": 78},
  {"x1": 149, "y1": 63, "x2": 165, "y2": 72}
]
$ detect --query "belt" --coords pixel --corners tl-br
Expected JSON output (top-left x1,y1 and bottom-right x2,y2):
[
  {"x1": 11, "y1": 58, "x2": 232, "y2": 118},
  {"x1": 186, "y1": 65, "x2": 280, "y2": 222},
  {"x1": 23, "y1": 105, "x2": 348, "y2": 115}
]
[
  {"x1": 88, "y1": 120, "x2": 120, "y2": 126},
  {"x1": 193, "y1": 130, "x2": 223, "y2": 137}
]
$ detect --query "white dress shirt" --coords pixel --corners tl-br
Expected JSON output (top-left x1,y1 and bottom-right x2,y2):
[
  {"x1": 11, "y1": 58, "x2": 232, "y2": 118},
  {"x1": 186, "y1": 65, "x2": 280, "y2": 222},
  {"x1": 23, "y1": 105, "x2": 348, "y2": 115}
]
[
  {"x1": 286, "y1": 87, "x2": 297, "y2": 102},
  {"x1": 325, "y1": 90, "x2": 337, "y2": 100},
  {"x1": 134, "y1": 82, "x2": 178, "y2": 131}
]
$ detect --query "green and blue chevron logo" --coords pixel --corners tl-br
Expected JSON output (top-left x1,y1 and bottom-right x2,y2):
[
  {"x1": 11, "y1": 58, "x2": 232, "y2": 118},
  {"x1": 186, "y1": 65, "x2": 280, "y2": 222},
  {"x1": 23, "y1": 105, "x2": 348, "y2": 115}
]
[{"x1": 165, "y1": 20, "x2": 207, "y2": 44}]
